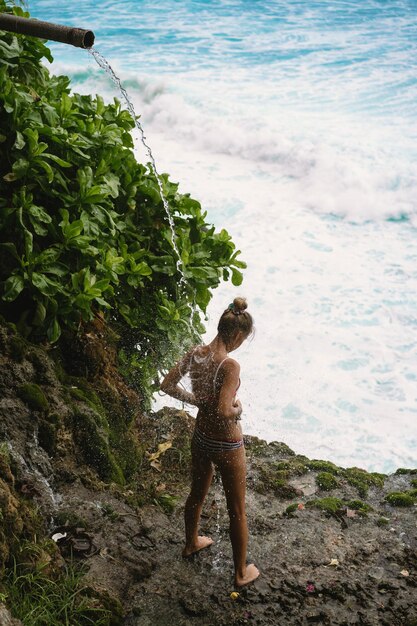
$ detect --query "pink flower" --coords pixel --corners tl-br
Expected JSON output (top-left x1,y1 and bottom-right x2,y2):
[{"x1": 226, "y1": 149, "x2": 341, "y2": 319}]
[{"x1": 306, "y1": 583, "x2": 315, "y2": 593}]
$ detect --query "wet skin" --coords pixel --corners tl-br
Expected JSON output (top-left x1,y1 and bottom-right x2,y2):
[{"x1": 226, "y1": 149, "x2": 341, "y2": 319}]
[{"x1": 161, "y1": 332, "x2": 260, "y2": 586}]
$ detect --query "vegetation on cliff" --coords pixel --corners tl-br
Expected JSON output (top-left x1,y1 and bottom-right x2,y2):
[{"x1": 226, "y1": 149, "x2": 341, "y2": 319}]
[
  {"x1": 0, "y1": 1, "x2": 247, "y2": 622},
  {"x1": 0, "y1": 0, "x2": 245, "y2": 406}
]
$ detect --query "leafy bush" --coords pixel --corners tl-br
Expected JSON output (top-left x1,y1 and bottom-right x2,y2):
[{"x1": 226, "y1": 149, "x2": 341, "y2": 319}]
[{"x1": 0, "y1": 2, "x2": 245, "y2": 401}]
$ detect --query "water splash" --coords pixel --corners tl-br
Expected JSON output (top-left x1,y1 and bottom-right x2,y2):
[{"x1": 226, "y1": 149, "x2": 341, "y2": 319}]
[
  {"x1": 8, "y1": 440, "x2": 62, "y2": 520},
  {"x1": 88, "y1": 48, "x2": 186, "y2": 287},
  {"x1": 211, "y1": 472, "x2": 225, "y2": 571}
]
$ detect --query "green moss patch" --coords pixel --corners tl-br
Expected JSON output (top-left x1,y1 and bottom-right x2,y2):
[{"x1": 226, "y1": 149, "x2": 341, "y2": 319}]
[
  {"x1": 306, "y1": 497, "x2": 343, "y2": 514},
  {"x1": 385, "y1": 491, "x2": 416, "y2": 507},
  {"x1": 395, "y1": 468, "x2": 417, "y2": 475},
  {"x1": 71, "y1": 409, "x2": 125, "y2": 485},
  {"x1": 344, "y1": 467, "x2": 385, "y2": 497},
  {"x1": 307, "y1": 460, "x2": 342, "y2": 475},
  {"x1": 256, "y1": 465, "x2": 300, "y2": 499},
  {"x1": 17, "y1": 383, "x2": 49, "y2": 412},
  {"x1": 274, "y1": 456, "x2": 309, "y2": 476},
  {"x1": 284, "y1": 503, "x2": 299, "y2": 517},
  {"x1": 316, "y1": 472, "x2": 339, "y2": 491},
  {"x1": 9, "y1": 336, "x2": 28, "y2": 362},
  {"x1": 346, "y1": 500, "x2": 373, "y2": 516}
]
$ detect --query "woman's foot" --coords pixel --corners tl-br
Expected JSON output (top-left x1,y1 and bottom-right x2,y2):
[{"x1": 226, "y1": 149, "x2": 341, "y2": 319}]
[
  {"x1": 235, "y1": 564, "x2": 260, "y2": 587},
  {"x1": 182, "y1": 536, "x2": 213, "y2": 557}
]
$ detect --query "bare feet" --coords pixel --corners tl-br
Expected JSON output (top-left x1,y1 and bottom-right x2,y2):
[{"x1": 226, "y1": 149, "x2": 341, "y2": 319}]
[
  {"x1": 235, "y1": 564, "x2": 260, "y2": 587},
  {"x1": 182, "y1": 536, "x2": 213, "y2": 558}
]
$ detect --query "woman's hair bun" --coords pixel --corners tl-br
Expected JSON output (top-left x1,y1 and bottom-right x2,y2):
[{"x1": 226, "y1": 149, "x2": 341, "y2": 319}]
[{"x1": 233, "y1": 297, "x2": 248, "y2": 313}]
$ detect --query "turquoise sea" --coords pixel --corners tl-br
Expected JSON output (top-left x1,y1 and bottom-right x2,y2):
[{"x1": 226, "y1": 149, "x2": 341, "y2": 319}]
[{"x1": 29, "y1": 0, "x2": 417, "y2": 472}]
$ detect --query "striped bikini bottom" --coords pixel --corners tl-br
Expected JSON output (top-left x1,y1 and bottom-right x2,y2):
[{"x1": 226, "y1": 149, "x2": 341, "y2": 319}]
[{"x1": 192, "y1": 427, "x2": 244, "y2": 453}]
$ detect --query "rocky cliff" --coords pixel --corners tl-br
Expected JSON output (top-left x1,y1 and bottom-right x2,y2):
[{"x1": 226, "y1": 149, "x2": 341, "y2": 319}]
[{"x1": 0, "y1": 318, "x2": 417, "y2": 626}]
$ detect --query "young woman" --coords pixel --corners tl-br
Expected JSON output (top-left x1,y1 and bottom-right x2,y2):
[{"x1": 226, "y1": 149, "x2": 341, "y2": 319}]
[{"x1": 160, "y1": 297, "x2": 260, "y2": 587}]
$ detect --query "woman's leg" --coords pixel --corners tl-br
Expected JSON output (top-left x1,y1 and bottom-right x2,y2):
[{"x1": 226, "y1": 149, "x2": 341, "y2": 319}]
[
  {"x1": 183, "y1": 444, "x2": 215, "y2": 557},
  {"x1": 215, "y1": 446, "x2": 259, "y2": 586}
]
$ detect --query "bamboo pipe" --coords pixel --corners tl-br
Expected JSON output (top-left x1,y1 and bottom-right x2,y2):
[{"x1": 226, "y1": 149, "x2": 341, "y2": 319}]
[{"x1": 0, "y1": 12, "x2": 95, "y2": 48}]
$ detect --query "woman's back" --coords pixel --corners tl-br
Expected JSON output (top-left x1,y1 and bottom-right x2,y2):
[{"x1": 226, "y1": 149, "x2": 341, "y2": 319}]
[
  {"x1": 187, "y1": 345, "x2": 227, "y2": 407},
  {"x1": 188, "y1": 345, "x2": 242, "y2": 441}
]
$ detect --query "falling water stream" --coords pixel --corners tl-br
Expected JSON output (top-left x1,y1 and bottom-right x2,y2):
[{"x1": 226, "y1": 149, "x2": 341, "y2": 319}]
[{"x1": 88, "y1": 49, "x2": 186, "y2": 287}]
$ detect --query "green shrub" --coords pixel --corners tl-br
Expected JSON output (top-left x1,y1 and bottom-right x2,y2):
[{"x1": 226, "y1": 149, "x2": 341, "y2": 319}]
[
  {"x1": 0, "y1": 2, "x2": 245, "y2": 405},
  {"x1": 385, "y1": 492, "x2": 415, "y2": 507},
  {"x1": 316, "y1": 471, "x2": 338, "y2": 491},
  {"x1": 395, "y1": 468, "x2": 417, "y2": 475}
]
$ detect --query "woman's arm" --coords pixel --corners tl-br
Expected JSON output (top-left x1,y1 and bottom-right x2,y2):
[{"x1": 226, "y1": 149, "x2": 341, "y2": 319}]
[
  {"x1": 160, "y1": 349, "x2": 199, "y2": 406},
  {"x1": 217, "y1": 359, "x2": 242, "y2": 421}
]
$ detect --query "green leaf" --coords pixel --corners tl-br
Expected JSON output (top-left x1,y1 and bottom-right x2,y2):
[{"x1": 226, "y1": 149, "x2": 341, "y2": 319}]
[
  {"x1": 32, "y1": 272, "x2": 60, "y2": 296},
  {"x1": 28, "y1": 204, "x2": 52, "y2": 224},
  {"x1": 33, "y1": 301, "x2": 47, "y2": 325},
  {"x1": 35, "y1": 246, "x2": 62, "y2": 266},
  {"x1": 42, "y1": 153, "x2": 72, "y2": 167},
  {"x1": 231, "y1": 268, "x2": 244, "y2": 286},
  {"x1": 0, "y1": 243, "x2": 20, "y2": 262},
  {"x1": 14, "y1": 131, "x2": 25, "y2": 150},
  {"x1": 47, "y1": 318, "x2": 61, "y2": 343},
  {"x1": 2, "y1": 275, "x2": 24, "y2": 302},
  {"x1": 35, "y1": 158, "x2": 54, "y2": 183}
]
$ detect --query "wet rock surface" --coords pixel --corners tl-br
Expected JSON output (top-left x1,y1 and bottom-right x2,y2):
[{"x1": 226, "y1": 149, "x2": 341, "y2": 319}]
[
  {"x1": 0, "y1": 604, "x2": 24, "y2": 626},
  {"x1": 1, "y1": 323, "x2": 416, "y2": 625},
  {"x1": 45, "y1": 416, "x2": 417, "y2": 626}
]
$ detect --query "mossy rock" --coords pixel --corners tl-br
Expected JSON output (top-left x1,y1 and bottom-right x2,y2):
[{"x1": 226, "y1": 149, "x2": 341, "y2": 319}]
[
  {"x1": 53, "y1": 510, "x2": 88, "y2": 528},
  {"x1": 268, "y1": 441, "x2": 296, "y2": 456},
  {"x1": 71, "y1": 409, "x2": 125, "y2": 485},
  {"x1": 110, "y1": 432, "x2": 143, "y2": 481},
  {"x1": 38, "y1": 420, "x2": 57, "y2": 457},
  {"x1": 284, "y1": 503, "x2": 299, "y2": 517},
  {"x1": 256, "y1": 466, "x2": 299, "y2": 499},
  {"x1": 8, "y1": 335, "x2": 28, "y2": 361},
  {"x1": 67, "y1": 380, "x2": 105, "y2": 413},
  {"x1": 306, "y1": 497, "x2": 343, "y2": 514},
  {"x1": 0, "y1": 446, "x2": 13, "y2": 485},
  {"x1": 17, "y1": 383, "x2": 49, "y2": 412},
  {"x1": 316, "y1": 472, "x2": 339, "y2": 491},
  {"x1": 411, "y1": 479, "x2": 417, "y2": 488},
  {"x1": 347, "y1": 500, "x2": 373, "y2": 516},
  {"x1": 274, "y1": 456, "x2": 309, "y2": 476},
  {"x1": 84, "y1": 585, "x2": 124, "y2": 625},
  {"x1": 155, "y1": 492, "x2": 178, "y2": 515},
  {"x1": 273, "y1": 479, "x2": 300, "y2": 499},
  {"x1": 0, "y1": 476, "x2": 44, "y2": 571},
  {"x1": 344, "y1": 467, "x2": 385, "y2": 497},
  {"x1": 376, "y1": 516, "x2": 390, "y2": 527},
  {"x1": 385, "y1": 491, "x2": 415, "y2": 507},
  {"x1": 307, "y1": 460, "x2": 342, "y2": 475}
]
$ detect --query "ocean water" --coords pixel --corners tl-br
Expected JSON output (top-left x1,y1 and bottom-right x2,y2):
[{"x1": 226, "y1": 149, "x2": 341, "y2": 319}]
[{"x1": 28, "y1": 0, "x2": 417, "y2": 473}]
